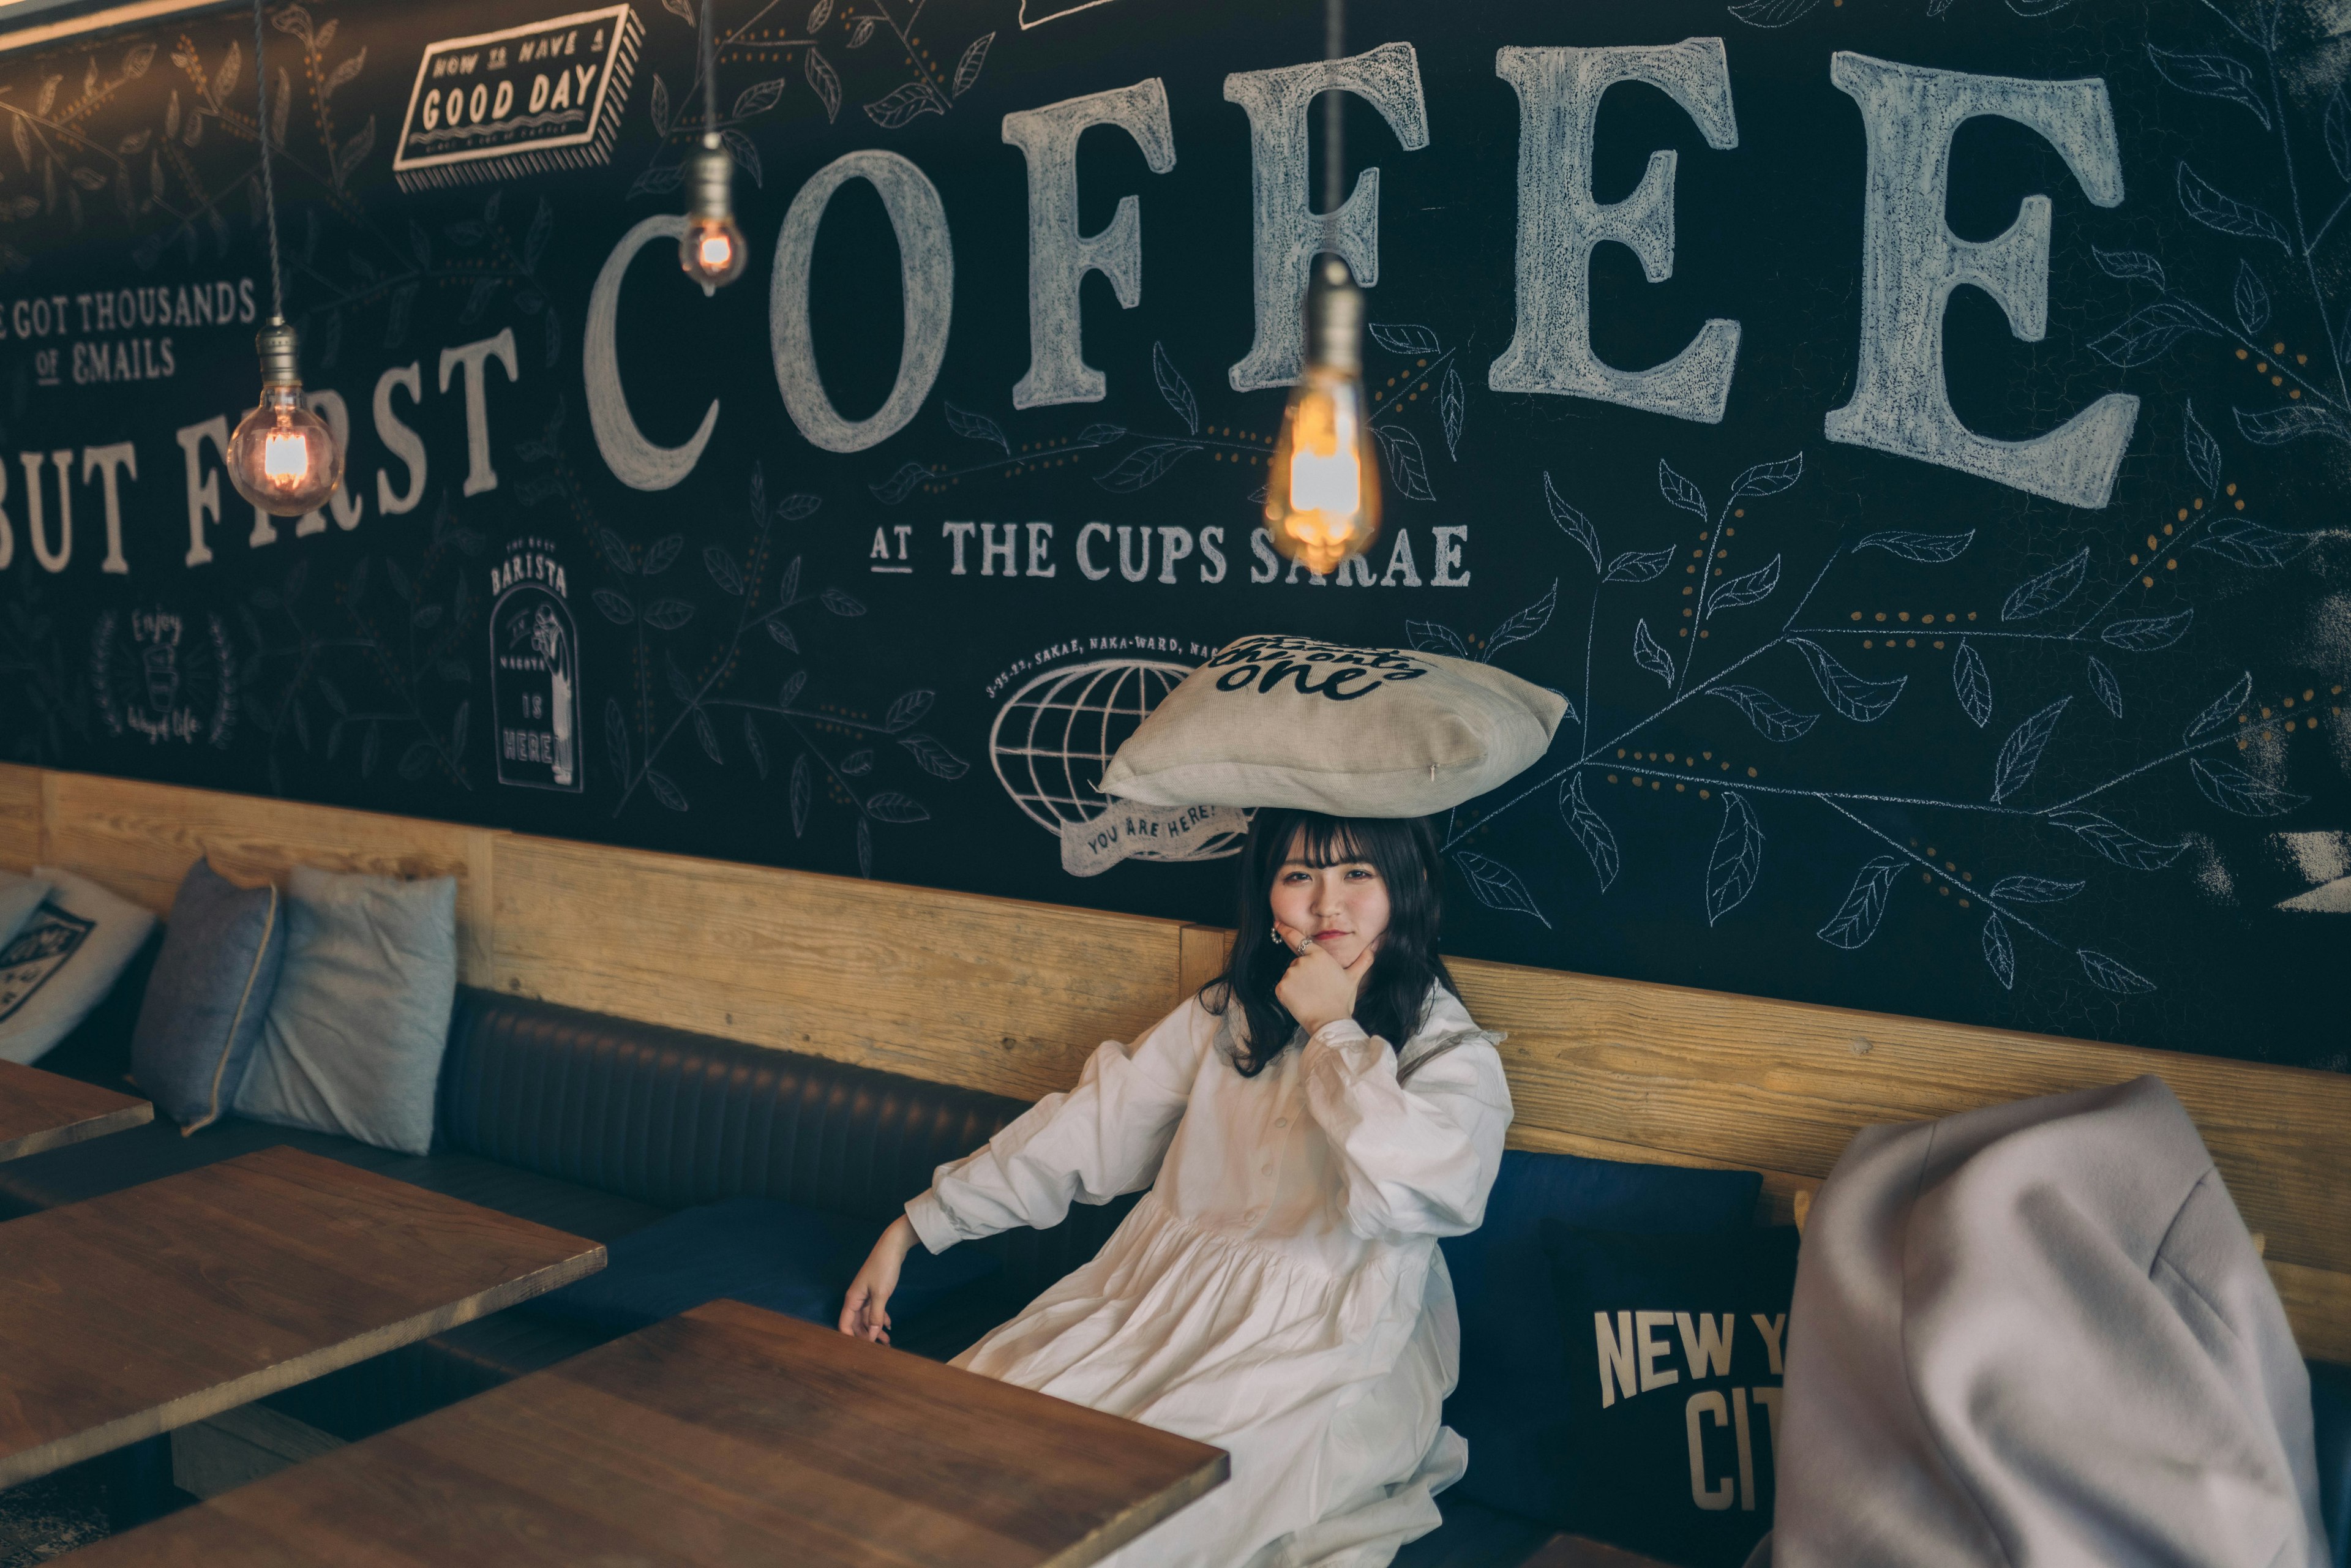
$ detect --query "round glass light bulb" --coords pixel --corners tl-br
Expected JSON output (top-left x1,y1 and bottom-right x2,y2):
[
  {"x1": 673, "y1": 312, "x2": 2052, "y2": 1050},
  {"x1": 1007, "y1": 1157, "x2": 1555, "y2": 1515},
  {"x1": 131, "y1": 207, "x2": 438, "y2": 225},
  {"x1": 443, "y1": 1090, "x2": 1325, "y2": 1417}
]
[
  {"x1": 228, "y1": 386, "x2": 343, "y2": 516},
  {"x1": 680, "y1": 213, "x2": 748, "y2": 294},
  {"x1": 1264, "y1": 363, "x2": 1381, "y2": 577}
]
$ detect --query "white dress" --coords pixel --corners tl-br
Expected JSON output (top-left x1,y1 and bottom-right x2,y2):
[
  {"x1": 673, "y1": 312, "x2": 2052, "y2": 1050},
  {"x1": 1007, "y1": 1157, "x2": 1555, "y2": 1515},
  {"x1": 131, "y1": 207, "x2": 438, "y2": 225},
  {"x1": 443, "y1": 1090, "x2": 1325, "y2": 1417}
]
[{"x1": 904, "y1": 985, "x2": 1513, "y2": 1568}]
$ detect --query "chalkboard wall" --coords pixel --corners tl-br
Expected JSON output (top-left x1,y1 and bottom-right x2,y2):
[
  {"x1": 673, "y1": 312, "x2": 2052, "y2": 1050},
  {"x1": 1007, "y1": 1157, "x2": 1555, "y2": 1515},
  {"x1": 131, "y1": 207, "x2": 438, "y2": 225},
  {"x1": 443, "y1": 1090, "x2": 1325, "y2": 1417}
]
[{"x1": 2, "y1": 0, "x2": 2344, "y2": 1068}]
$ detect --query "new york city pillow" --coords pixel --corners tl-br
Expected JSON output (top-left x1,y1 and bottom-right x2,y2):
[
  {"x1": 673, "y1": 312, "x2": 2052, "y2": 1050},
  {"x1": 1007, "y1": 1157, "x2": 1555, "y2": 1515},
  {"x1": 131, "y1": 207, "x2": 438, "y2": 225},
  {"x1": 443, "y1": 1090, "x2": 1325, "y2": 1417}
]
[
  {"x1": 1098, "y1": 634, "x2": 1567, "y2": 819},
  {"x1": 1538, "y1": 1222, "x2": 1801, "y2": 1568}
]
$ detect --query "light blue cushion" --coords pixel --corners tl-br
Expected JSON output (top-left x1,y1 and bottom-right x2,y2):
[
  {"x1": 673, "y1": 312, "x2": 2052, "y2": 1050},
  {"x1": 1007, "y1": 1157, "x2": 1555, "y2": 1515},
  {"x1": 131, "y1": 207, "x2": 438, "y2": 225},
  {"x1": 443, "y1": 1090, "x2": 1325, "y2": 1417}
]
[
  {"x1": 0, "y1": 870, "x2": 48, "y2": 951},
  {"x1": 131, "y1": 860, "x2": 287, "y2": 1133},
  {"x1": 2314, "y1": 1360, "x2": 2351, "y2": 1568},
  {"x1": 0, "y1": 868, "x2": 155, "y2": 1067},
  {"x1": 234, "y1": 865, "x2": 457, "y2": 1156}
]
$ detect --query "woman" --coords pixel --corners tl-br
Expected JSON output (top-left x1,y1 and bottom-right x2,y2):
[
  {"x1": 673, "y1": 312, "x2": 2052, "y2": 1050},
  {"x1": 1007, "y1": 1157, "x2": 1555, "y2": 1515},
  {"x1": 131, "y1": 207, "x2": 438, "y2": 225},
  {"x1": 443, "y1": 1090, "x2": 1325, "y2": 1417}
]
[{"x1": 840, "y1": 809, "x2": 1512, "y2": 1567}]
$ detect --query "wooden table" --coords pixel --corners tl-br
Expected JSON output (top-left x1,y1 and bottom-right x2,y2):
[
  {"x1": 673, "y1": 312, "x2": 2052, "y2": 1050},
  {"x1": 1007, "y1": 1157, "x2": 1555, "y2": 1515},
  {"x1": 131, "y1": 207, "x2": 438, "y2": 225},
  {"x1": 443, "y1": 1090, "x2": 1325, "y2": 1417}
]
[
  {"x1": 0, "y1": 1059, "x2": 150, "y2": 1161},
  {"x1": 0, "y1": 1143, "x2": 601, "y2": 1487},
  {"x1": 79, "y1": 1298, "x2": 1229, "y2": 1567}
]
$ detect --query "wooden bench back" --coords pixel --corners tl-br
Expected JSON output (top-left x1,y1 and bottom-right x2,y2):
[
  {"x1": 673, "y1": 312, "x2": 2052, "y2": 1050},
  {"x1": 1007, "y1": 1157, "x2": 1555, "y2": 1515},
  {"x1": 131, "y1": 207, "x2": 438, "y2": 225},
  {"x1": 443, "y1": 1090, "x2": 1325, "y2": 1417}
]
[{"x1": 8, "y1": 763, "x2": 2346, "y2": 1363}]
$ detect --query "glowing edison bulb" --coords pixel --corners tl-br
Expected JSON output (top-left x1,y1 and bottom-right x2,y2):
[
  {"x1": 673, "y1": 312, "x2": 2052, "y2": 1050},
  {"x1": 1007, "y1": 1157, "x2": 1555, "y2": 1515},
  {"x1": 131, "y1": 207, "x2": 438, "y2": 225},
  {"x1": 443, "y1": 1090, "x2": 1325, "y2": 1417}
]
[
  {"x1": 227, "y1": 321, "x2": 342, "y2": 516},
  {"x1": 679, "y1": 139, "x2": 749, "y2": 295},
  {"x1": 1264, "y1": 258, "x2": 1380, "y2": 576}
]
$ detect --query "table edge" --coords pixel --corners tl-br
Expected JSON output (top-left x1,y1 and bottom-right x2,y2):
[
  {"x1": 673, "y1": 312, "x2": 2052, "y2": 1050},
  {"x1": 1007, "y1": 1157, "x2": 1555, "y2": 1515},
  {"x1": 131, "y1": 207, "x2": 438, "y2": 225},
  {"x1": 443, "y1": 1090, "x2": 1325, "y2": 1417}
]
[
  {"x1": 0, "y1": 1100, "x2": 154, "y2": 1165},
  {"x1": 0, "y1": 1242, "x2": 604, "y2": 1488},
  {"x1": 1035, "y1": 1447, "x2": 1231, "y2": 1568}
]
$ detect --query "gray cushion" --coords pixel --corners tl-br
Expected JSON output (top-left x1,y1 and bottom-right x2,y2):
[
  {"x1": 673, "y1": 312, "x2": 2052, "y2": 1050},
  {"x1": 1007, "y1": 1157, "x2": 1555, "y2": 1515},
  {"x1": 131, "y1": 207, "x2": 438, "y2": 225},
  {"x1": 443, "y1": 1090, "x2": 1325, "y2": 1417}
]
[
  {"x1": 0, "y1": 870, "x2": 48, "y2": 951},
  {"x1": 0, "y1": 868, "x2": 156, "y2": 1067},
  {"x1": 130, "y1": 860, "x2": 287, "y2": 1132},
  {"x1": 235, "y1": 866, "x2": 457, "y2": 1156}
]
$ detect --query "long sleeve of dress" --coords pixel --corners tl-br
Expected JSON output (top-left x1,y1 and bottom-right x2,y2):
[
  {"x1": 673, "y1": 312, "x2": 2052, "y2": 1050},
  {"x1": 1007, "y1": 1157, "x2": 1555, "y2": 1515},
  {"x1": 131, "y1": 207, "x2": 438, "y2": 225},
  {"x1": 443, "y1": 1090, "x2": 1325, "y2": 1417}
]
[
  {"x1": 1299, "y1": 1010, "x2": 1513, "y2": 1245},
  {"x1": 904, "y1": 997, "x2": 1212, "y2": 1253}
]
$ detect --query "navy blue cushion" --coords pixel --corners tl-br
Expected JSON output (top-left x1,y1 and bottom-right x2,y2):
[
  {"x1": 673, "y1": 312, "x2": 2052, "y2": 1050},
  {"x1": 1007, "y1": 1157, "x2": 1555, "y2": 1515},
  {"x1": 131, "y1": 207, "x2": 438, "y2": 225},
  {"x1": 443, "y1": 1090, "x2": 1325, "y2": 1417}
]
[
  {"x1": 529, "y1": 1197, "x2": 1002, "y2": 1332},
  {"x1": 131, "y1": 860, "x2": 287, "y2": 1132},
  {"x1": 1540, "y1": 1223, "x2": 1800, "y2": 1568},
  {"x1": 2314, "y1": 1360, "x2": 2351, "y2": 1568},
  {"x1": 1441, "y1": 1150, "x2": 1762, "y2": 1519}
]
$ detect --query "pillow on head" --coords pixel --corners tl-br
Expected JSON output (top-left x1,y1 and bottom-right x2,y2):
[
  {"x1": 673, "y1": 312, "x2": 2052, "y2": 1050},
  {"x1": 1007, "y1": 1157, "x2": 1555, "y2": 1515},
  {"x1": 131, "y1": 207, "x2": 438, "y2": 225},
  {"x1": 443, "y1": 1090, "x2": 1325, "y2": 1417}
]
[
  {"x1": 1442, "y1": 1150, "x2": 1764, "y2": 1520},
  {"x1": 0, "y1": 870, "x2": 48, "y2": 951},
  {"x1": 131, "y1": 860, "x2": 288, "y2": 1133},
  {"x1": 530, "y1": 1197, "x2": 1003, "y2": 1332},
  {"x1": 0, "y1": 868, "x2": 156, "y2": 1067},
  {"x1": 1098, "y1": 634, "x2": 1567, "y2": 817},
  {"x1": 1537, "y1": 1223, "x2": 1801, "y2": 1568},
  {"x1": 234, "y1": 865, "x2": 458, "y2": 1156}
]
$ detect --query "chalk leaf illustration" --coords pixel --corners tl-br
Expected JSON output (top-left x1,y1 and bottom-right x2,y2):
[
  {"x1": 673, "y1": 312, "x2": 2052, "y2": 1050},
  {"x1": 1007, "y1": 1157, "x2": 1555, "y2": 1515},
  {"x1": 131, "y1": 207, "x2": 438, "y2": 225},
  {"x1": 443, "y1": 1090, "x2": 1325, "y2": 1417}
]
[
  {"x1": 1709, "y1": 685, "x2": 1818, "y2": 743},
  {"x1": 946, "y1": 401, "x2": 1010, "y2": 455},
  {"x1": 1854, "y1": 530, "x2": 1973, "y2": 563},
  {"x1": 2184, "y1": 402, "x2": 2223, "y2": 493},
  {"x1": 804, "y1": 47, "x2": 842, "y2": 122},
  {"x1": 1728, "y1": 452, "x2": 1803, "y2": 502},
  {"x1": 1705, "y1": 554, "x2": 1781, "y2": 616},
  {"x1": 1817, "y1": 856, "x2": 1902, "y2": 950},
  {"x1": 1559, "y1": 775, "x2": 1620, "y2": 891},
  {"x1": 1439, "y1": 364, "x2": 1464, "y2": 459},
  {"x1": 871, "y1": 462, "x2": 931, "y2": 504},
  {"x1": 2079, "y1": 949, "x2": 2156, "y2": 996},
  {"x1": 1657, "y1": 460, "x2": 1708, "y2": 519},
  {"x1": 1992, "y1": 875, "x2": 2085, "y2": 903},
  {"x1": 2092, "y1": 244, "x2": 2166, "y2": 286},
  {"x1": 1455, "y1": 852, "x2": 1550, "y2": 928},
  {"x1": 2177, "y1": 161, "x2": 2289, "y2": 250},
  {"x1": 1373, "y1": 424, "x2": 1436, "y2": 501},
  {"x1": 1406, "y1": 621, "x2": 1470, "y2": 659},
  {"x1": 1704, "y1": 791, "x2": 1764, "y2": 928},
  {"x1": 2183, "y1": 672, "x2": 2252, "y2": 741},
  {"x1": 1483, "y1": 581, "x2": 1557, "y2": 660},
  {"x1": 2087, "y1": 656, "x2": 2124, "y2": 719},
  {"x1": 2189, "y1": 758, "x2": 2308, "y2": 817},
  {"x1": 2232, "y1": 258, "x2": 2271, "y2": 334},
  {"x1": 1952, "y1": 638, "x2": 1993, "y2": 729},
  {"x1": 2047, "y1": 810, "x2": 2190, "y2": 871},
  {"x1": 2194, "y1": 517, "x2": 2317, "y2": 566},
  {"x1": 865, "y1": 78, "x2": 948, "y2": 130},
  {"x1": 1981, "y1": 913, "x2": 2015, "y2": 991},
  {"x1": 1990, "y1": 697, "x2": 2068, "y2": 804},
  {"x1": 1632, "y1": 620, "x2": 1674, "y2": 686},
  {"x1": 2091, "y1": 301, "x2": 2210, "y2": 366},
  {"x1": 1368, "y1": 323, "x2": 1441, "y2": 355},
  {"x1": 951, "y1": 32, "x2": 993, "y2": 97},
  {"x1": 1095, "y1": 441, "x2": 1201, "y2": 493},
  {"x1": 1152, "y1": 340, "x2": 1198, "y2": 434},
  {"x1": 2146, "y1": 44, "x2": 2269, "y2": 129},
  {"x1": 2099, "y1": 609, "x2": 2194, "y2": 651},
  {"x1": 1546, "y1": 472, "x2": 1603, "y2": 573},
  {"x1": 1790, "y1": 639, "x2": 1906, "y2": 723},
  {"x1": 2001, "y1": 547, "x2": 2090, "y2": 621},
  {"x1": 2233, "y1": 405, "x2": 2350, "y2": 447},
  {"x1": 1603, "y1": 547, "x2": 1674, "y2": 584}
]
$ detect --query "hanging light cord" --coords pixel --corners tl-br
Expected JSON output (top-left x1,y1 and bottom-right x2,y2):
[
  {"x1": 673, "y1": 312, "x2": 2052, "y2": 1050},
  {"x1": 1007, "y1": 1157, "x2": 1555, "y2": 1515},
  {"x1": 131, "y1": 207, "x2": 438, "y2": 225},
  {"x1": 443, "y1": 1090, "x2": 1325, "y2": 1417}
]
[
  {"x1": 699, "y1": 0, "x2": 717, "y2": 144},
  {"x1": 1321, "y1": 0, "x2": 1343, "y2": 223},
  {"x1": 252, "y1": 0, "x2": 285, "y2": 324}
]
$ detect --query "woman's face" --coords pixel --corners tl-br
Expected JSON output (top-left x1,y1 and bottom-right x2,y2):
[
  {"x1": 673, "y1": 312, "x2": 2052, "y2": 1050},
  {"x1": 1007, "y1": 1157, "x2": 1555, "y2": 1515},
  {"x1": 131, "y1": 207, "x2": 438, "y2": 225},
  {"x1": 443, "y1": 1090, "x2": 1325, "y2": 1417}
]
[{"x1": 1268, "y1": 828, "x2": 1392, "y2": 971}]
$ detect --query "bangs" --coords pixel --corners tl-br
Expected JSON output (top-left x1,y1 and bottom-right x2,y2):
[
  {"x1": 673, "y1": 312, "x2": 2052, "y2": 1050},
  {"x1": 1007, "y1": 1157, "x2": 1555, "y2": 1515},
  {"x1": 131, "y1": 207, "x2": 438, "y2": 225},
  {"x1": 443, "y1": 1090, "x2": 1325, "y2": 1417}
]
[{"x1": 1280, "y1": 816, "x2": 1371, "y2": 868}]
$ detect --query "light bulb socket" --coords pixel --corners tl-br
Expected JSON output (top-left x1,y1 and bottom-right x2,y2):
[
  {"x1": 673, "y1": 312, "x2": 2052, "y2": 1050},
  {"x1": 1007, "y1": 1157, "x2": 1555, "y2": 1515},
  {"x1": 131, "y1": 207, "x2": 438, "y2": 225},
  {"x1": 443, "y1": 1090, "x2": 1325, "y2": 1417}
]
[
  {"x1": 255, "y1": 317, "x2": 302, "y2": 390},
  {"x1": 688, "y1": 140, "x2": 735, "y2": 224},
  {"x1": 1305, "y1": 256, "x2": 1362, "y2": 377}
]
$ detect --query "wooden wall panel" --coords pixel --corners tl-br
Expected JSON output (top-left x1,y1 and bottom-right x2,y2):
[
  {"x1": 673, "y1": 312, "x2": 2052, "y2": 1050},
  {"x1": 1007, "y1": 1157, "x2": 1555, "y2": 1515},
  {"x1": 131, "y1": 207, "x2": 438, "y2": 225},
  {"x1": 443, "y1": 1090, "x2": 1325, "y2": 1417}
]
[
  {"x1": 41, "y1": 773, "x2": 499, "y2": 985},
  {"x1": 0, "y1": 765, "x2": 38, "y2": 872},
  {"x1": 492, "y1": 835, "x2": 1188, "y2": 1103}
]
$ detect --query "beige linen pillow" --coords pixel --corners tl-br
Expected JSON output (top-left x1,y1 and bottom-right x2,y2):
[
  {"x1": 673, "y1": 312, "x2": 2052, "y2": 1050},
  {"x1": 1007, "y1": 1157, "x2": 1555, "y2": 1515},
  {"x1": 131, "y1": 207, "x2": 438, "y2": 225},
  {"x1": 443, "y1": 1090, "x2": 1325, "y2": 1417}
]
[{"x1": 1098, "y1": 634, "x2": 1568, "y2": 817}]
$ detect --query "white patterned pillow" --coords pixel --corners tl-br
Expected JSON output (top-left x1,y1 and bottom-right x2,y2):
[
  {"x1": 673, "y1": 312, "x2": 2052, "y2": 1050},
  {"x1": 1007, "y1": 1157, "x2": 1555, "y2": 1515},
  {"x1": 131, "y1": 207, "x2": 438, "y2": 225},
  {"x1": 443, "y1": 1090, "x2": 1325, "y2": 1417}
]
[{"x1": 0, "y1": 868, "x2": 157, "y2": 1067}]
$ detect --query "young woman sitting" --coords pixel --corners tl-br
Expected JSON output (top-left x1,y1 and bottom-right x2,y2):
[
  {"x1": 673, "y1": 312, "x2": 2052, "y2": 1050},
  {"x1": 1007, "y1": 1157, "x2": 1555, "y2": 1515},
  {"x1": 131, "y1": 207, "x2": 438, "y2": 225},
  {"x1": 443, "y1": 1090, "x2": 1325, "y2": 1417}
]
[{"x1": 841, "y1": 809, "x2": 1513, "y2": 1567}]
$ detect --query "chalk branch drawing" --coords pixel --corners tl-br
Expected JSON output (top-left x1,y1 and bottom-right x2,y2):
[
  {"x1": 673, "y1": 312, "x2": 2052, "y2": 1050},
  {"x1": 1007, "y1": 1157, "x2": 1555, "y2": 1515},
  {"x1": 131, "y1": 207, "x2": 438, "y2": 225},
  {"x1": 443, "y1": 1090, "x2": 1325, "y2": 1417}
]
[
  {"x1": 235, "y1": 493, "x2": 487, "y2": 797},
  {"x1": 1427, "y1": 413, "x2": 2327, "y2": 1001},
  {"x1": 868, "y1": 329, "x2": 1464, "y2": 516},
  {"x1": 514, "y1": 418, "x2": 969, "y2": 876},
  {"x1": 629, "y1": 0, "x2": 995, "y2": 200}
]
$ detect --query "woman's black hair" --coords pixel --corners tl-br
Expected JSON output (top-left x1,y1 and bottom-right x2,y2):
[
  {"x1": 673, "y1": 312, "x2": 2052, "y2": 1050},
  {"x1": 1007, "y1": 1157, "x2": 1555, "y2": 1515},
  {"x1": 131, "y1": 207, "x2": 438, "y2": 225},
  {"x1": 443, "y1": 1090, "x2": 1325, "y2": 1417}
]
[{"x1": 1201, "y1": 809, "x2": 1454, "y2": 1075}]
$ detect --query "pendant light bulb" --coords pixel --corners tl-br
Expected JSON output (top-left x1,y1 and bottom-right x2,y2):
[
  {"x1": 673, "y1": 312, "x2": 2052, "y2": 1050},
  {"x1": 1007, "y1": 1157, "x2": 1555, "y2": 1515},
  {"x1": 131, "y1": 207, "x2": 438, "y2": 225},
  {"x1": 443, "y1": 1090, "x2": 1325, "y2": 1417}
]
[
  {"x1": 1264, "y1": 256, "x2": 1381, "y2": 577},
  {"x1": 680, "y1": 137, "x2": 748, "y2": 296},
  {"x1": 227, "y1": 318, "x2": 342, "y2": 517}
]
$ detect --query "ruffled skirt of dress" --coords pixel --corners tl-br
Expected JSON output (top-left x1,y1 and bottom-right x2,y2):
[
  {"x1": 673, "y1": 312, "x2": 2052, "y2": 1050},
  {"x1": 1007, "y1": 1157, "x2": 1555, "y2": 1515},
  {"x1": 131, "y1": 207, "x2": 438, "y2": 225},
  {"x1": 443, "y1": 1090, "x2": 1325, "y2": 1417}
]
[{"x1": 953, "y1": 1190, "x2": 1466, "y2": 1568}]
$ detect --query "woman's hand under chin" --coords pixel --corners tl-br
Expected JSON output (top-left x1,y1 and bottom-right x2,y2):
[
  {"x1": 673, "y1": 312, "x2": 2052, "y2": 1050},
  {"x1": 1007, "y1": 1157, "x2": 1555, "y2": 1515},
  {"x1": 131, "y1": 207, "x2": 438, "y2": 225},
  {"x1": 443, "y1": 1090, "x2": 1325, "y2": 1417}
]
[{"x1": 1272, "y1": 921, "x2": 1377, "y2": 1037}]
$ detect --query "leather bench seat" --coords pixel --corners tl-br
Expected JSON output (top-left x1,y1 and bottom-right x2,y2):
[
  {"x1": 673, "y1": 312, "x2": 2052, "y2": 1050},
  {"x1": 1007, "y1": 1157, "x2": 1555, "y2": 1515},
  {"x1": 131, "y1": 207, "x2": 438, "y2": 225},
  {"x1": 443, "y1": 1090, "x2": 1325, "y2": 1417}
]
[{"x1": 21, "y1": 985, "x2": 1544, "y2": 1563}]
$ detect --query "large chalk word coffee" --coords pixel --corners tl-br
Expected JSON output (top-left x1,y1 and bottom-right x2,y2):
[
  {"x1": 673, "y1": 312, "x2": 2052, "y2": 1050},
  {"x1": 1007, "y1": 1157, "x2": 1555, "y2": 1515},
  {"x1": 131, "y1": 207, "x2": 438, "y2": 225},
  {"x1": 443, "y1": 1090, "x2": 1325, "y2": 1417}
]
[{"x1": 1100, "y1": 635, "x2": 1567, "y2": 818}]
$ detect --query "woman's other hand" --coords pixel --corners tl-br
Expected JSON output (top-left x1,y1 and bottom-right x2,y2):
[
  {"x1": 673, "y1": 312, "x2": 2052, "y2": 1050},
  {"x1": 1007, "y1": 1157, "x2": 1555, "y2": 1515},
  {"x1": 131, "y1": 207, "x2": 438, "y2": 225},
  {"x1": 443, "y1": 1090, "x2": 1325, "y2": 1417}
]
[
  {"x1": 1273, "y1": 921, "x2": 1375, "y2": 1037},
  {"x1": 839, "y1": 1214, "x2": 919, "y2": 1342}
]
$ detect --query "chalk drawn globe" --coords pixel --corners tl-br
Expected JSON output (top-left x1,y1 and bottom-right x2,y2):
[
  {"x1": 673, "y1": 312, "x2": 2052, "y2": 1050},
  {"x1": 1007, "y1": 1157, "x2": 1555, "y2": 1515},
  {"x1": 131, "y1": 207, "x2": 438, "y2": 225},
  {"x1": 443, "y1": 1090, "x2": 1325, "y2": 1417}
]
[{"x1": 989, "y1": 659, "x2": 1246, "y2": 861}]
